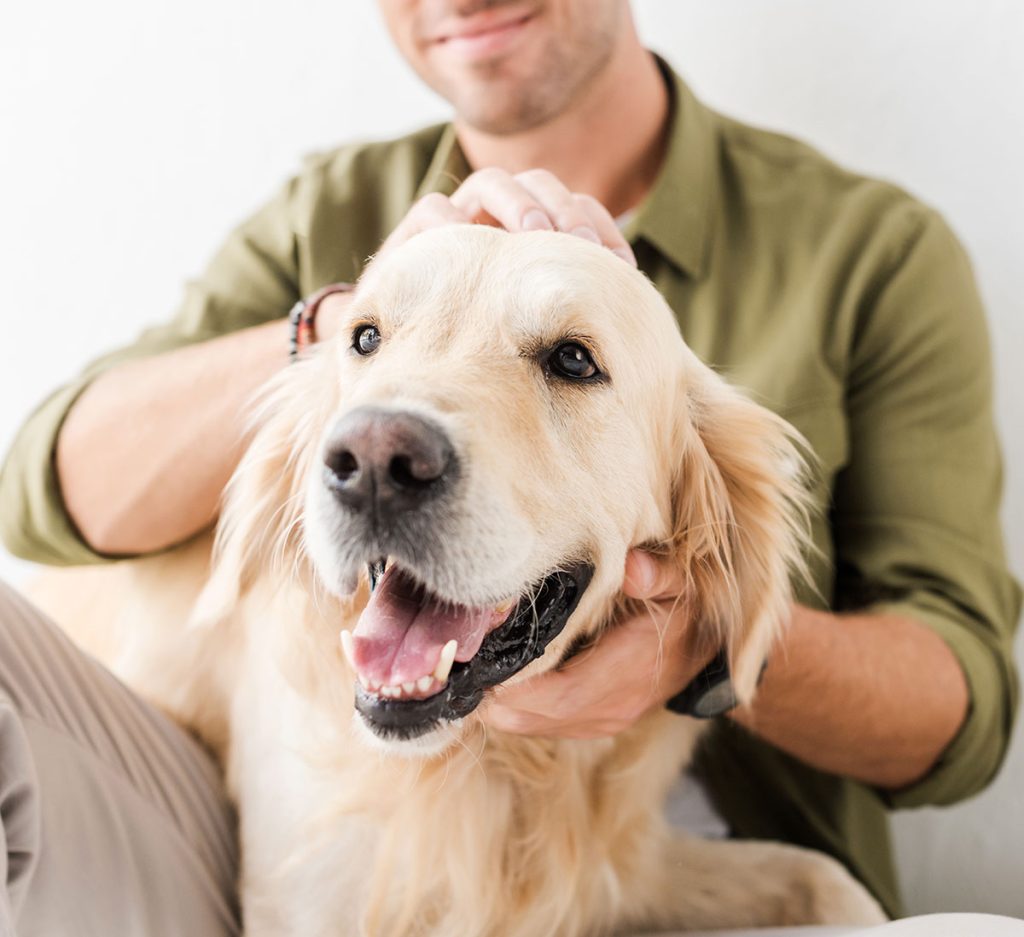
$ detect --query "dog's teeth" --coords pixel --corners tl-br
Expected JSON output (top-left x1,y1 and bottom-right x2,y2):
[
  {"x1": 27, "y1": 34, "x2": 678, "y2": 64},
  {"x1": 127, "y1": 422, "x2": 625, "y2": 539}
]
[
  {"x1": 357, "y1": 673, "x2": 370, "y2": 691},
  {"x1": 339, "y1": 630, "x2": 356, "y2": 670},
  {"x1": 434, "y1": 639, "x2": 458, "y2": 684},
  {"x1": 373, "y1": 673, "x2": 446, "y2": 699},
  {"x1": 495, "y1": 600, "x2": 514, "y2": 615}
]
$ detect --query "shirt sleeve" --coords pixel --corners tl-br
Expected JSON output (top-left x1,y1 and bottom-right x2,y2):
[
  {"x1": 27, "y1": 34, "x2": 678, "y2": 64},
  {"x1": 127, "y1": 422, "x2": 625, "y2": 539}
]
[
  {"x1": 0, "y1": 173, "x2": 303, "y2": 566},
  {"x1": 830, "y1": 206, "x2": 1021, "y2": 808}
]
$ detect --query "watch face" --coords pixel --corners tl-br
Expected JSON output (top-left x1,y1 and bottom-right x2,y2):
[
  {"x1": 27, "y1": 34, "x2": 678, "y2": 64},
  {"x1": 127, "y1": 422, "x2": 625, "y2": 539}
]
[{"x1": 693, "y1": 680, "x2": 738, "y2": 719}]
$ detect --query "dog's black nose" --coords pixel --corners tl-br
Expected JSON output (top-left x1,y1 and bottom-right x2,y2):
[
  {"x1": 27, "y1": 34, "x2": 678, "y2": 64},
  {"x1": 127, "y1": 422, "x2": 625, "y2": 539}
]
[{"x1": 323, "y1": 407, "x2": 457, "y2": 516}]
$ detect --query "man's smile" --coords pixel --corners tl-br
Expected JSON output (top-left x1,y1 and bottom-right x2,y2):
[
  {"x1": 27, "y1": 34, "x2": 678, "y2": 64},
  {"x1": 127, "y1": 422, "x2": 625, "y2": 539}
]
[{"x1": 427, "y1": 4, "x2": 538, "y2": 63}]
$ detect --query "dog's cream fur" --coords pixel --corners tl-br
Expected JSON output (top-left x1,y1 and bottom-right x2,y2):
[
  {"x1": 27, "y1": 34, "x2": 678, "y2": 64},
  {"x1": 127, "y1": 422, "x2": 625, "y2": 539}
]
[{"x1": 31, "y1": 227, "x2": 887, "y2": 935}]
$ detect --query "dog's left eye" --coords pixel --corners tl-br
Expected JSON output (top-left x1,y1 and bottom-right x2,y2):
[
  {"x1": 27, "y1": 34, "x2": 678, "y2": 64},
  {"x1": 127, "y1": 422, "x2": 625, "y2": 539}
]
[
  {"x1": 548, "y1": 342, "x2": 600, "y2": 380},
  {"x1": 352, "y1": 324, "x2": 382, "y2": 356}
]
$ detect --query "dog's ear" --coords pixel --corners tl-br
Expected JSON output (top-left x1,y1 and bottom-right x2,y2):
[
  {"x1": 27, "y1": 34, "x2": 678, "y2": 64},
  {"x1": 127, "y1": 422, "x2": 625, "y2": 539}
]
[
  {"x1": 668, "y1": 374, "x2": 811, "y2": 704},
  {"x1": 190, "y1": 353, "x2": 338, "y2": 627}
]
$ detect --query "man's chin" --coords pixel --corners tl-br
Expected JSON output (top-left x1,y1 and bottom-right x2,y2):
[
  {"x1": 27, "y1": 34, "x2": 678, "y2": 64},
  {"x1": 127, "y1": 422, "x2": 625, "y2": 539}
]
[{"x1": 428, "y1": 62, "x2": 566, "y2": 136}]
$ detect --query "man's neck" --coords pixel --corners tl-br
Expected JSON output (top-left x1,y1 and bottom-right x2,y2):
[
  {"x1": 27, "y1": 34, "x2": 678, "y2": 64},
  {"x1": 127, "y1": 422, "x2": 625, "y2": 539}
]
[{"x1": 455, "y1": 47, "x2": 670, "y2": 219}]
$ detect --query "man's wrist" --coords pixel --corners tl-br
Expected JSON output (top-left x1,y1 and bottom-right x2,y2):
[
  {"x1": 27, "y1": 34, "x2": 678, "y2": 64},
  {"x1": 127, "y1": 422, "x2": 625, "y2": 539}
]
[
  {"x1": 721, "y1": 603, "x2": 971, "y2": 789},
  {"x1": 725, "y1": 603, "x2": 808, "y2": 730}
]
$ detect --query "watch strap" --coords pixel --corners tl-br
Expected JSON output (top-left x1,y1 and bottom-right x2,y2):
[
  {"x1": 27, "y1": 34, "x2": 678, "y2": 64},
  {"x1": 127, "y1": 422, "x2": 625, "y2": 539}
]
[{"x1": 664, "y1": 648, "x2": 737, "y2": 719}]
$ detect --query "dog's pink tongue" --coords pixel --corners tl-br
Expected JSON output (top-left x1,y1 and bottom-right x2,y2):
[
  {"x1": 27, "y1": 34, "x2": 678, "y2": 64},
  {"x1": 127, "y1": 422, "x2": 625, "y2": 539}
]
[{"x1": 351, "y1": 566, "x2": 503, "y2": 686}]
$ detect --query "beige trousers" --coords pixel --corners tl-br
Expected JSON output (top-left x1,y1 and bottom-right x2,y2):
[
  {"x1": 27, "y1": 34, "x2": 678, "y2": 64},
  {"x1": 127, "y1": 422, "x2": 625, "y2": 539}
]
[{"x1": 0, "y1": 580, "x2": 238, "y2": 937}]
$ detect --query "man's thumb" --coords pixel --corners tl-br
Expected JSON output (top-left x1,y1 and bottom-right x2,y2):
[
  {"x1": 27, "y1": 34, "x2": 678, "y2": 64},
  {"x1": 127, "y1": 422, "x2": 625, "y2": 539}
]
[{"x1": 623, "y1": 549, "x2": 681, "y2": 600}]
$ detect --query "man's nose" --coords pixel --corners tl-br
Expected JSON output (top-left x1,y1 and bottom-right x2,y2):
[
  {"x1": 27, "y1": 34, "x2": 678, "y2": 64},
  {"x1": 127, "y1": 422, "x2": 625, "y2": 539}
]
[{"x1": 322, "y1": 407, "x2": 458, "y2": 517}]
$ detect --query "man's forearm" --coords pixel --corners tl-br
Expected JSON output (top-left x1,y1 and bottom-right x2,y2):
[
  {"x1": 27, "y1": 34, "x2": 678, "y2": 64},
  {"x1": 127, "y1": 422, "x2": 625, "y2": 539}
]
[
  {"x1": 730, "y1": 604, "x2": 970, "y2": 790},
  {"x1": 56, "y1": 317, "x2": 291, "y2": 556}
]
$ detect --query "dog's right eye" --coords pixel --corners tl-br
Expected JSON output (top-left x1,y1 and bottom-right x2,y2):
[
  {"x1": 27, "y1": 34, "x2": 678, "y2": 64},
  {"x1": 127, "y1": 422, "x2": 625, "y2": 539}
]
[
  {"x1": 546, "y1": 342, "x2": 601, "y2": 381},
  {"x1": 352, "y1": 325, "x2": 382, "y2": 356}
]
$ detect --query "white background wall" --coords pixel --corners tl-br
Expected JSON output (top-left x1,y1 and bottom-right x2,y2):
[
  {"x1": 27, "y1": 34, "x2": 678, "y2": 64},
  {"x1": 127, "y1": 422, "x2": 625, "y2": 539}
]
[{"x1": 1, "y1": 0, "x2": 1021, "y2": 918}]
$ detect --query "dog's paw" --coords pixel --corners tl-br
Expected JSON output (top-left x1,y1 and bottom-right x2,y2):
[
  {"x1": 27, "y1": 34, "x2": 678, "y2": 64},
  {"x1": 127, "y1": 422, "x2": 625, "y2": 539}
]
[{"x1": 773, "y1": 850, "x2": 888, "y2": 927}]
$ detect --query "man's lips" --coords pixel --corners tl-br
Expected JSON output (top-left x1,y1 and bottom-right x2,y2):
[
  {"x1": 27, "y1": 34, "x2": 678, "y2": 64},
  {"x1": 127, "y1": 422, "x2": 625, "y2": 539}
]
[{"x1": 429, "y1": 8, "x2": 537, "y2": 62}]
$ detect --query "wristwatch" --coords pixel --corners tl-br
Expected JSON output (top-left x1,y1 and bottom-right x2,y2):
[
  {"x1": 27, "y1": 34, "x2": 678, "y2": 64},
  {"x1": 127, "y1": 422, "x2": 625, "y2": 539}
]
[{"x1": 664, "y1": 649, "x2": 739, "y2": 719}]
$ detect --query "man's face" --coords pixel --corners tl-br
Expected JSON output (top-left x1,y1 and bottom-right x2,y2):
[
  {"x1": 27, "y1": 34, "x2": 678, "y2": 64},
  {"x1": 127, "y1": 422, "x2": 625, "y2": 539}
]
[{"x1": 378, "y1": 0, "x2": 625, "y2": 135}]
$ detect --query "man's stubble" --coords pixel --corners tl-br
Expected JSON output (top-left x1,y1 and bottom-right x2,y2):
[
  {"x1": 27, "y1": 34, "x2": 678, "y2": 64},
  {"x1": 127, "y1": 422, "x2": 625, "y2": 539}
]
[{"x1": 415, "y1": 0, "x2": 623, "y2": 136}]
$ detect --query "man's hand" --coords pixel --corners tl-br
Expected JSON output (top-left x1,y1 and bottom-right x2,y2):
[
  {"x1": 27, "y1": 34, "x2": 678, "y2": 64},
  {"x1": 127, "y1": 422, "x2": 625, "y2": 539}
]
[
  {"x1": 481, "y1": 549, "x2": 968, "y2": 791},
  {"x1": 481, "y1": 551, "x2": 715, "y2": 739},
  {"x1": 378, "y1": 168, "x2": 637, "y2": 266}
]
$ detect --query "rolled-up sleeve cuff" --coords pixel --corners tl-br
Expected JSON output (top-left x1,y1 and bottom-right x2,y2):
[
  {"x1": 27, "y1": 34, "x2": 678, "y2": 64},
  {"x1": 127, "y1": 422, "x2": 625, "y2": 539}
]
[
  {"x1": 869, "y1": 598, "x2": 1018, "y2": 809},
  {"x1": 0, "y1": 377, "x2": 110, "y2": 566}
]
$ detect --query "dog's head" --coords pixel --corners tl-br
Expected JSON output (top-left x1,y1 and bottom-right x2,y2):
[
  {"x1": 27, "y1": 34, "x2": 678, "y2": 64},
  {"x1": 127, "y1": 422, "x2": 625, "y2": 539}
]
[{"x1": 199, "y1": 226, "x2": 808, "y2": 753}]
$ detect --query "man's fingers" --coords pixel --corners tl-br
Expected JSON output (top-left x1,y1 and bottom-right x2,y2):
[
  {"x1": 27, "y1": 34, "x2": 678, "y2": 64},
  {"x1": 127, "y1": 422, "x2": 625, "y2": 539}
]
[
  {"x1": 623, "y1": 549, "x2": 686, "y2": 601},
  {"x1": 450, "y1": 169, "x2": 637, "y2": 265},
  {"x1": 450, "y1": 168, "x2": 554, "y2": 232},
  {"x1": 394, "y1": 193, "x2": 470, "y2": 241},
  {"x1": 486, "y1": 666, "x2": 576, "y2": 719},
  {"x1": 575, "y1": 193, "x2": 637, "y2": 266},
  {"x1": 406, "y1": 192, "x2": 471, "y2": 232},
  {"x1": 480, "y1": 647, "x2": 606, "y2": 736},
  {"x1": 484, "y1": 702, "x2": 627, "y2": 739},
  {"x1": 514, "y1": 171, "x2": 634, "y2": 262},
  {"x1": 377, "y1": 193, "x2": 470, "y2": 258},
  {"x1": 481, "y1": 700, "x2": 554, "y2": 735},
  {"x1": 513, "y1": 170, "x2": 603, "y2": 245},
  {"x1": 387, "y1": 170, "x2": 636, "y2": 269},
  {"x1": 483, "y1": 622, "x2": 657, "y2": 729},
  {"x1": 480, "y1": 591, "x2": 706, "y2": 739}
]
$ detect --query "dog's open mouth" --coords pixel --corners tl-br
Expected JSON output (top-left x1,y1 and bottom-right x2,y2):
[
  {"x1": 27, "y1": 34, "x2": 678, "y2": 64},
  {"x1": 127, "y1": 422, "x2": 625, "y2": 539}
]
[{"x1": 342, "y1": 560, "x2": 593, "y2": 740}]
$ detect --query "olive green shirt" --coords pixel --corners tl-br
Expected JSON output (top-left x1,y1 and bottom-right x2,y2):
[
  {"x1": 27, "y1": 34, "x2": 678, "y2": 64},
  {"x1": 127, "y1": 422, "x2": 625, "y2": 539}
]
[{"x1": 1, "y1": 63, "x2": 1019, "y2": 917}]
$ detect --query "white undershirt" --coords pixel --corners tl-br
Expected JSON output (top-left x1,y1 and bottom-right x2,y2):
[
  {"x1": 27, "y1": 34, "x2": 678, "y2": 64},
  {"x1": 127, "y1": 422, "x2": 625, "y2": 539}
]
[{"x1": 664, "y1": 769, "x2": 731, "y2": 839}]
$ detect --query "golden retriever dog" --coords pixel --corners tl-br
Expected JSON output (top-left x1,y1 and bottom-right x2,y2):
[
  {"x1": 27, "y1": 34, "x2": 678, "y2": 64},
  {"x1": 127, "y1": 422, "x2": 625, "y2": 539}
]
[{"x1": 32, "y1": 226, "x2": 887, "y2": 935}]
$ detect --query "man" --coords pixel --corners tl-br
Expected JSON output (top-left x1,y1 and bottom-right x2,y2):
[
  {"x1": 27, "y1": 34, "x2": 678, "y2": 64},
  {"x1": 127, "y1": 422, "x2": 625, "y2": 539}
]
[{"x1": 0, "y1": 1, "x2": 1019, "y2": 933}]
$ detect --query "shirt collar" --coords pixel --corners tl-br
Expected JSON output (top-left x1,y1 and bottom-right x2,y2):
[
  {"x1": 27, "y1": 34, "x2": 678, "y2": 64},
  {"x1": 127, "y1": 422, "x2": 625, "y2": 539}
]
[
  {"x1": 414, "y1": 58, "x2": 716, "y2": 279},
  {"x1": 625, "y1": 59, "x2": 717, "y2": 279},
  {"x1": 414, "y1": 124, "x2": 469, "y2": 200}
]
